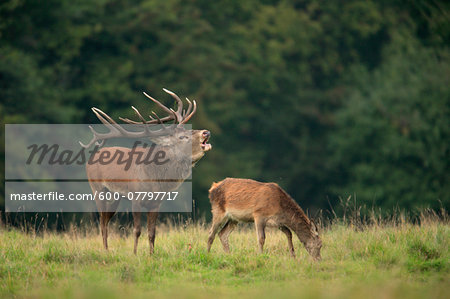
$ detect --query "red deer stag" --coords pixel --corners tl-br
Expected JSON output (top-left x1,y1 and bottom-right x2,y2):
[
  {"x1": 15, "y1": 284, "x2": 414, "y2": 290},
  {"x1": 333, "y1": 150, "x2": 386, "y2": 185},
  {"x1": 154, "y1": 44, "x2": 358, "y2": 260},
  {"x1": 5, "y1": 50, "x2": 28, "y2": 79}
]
[
  {"x1": 207, "y1": 178, "x2": 322, "y2": 260},
  {"x1": 80, "y1": 89, "x2": 212, "y2": 254}
]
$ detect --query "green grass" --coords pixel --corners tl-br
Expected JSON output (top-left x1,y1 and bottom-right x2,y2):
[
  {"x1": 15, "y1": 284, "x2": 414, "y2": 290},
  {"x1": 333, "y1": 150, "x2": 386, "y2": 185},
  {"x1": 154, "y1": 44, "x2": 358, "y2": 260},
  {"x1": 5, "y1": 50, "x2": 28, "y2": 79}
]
[{"x1": 0, "y1": 220, "x2": 449, "y2": 298}]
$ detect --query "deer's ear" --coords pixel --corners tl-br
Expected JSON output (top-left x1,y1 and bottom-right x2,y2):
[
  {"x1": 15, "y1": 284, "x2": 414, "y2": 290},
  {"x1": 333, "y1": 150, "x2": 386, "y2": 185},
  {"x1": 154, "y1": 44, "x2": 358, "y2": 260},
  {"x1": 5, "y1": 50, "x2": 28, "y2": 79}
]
[{"x1": 310, "y1": 219, "x2": 319, "y2": 236}]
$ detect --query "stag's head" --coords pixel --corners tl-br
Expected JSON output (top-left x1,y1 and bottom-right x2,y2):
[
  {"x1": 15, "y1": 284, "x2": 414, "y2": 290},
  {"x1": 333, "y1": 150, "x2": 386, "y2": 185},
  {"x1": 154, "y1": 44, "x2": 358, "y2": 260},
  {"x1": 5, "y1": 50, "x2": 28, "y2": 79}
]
[
  {"x1": 191, "y1": 129, "x2": 212, "y2": 163},
  {"x1": 151, "y1": 127, "x2": 211, "y2": 164},
  {"x1": 79, "y1": 88, "x2": 212, "y2": 164},
  {"x1": 304, "y1": 220, "x2": 322, "y2": 261}
]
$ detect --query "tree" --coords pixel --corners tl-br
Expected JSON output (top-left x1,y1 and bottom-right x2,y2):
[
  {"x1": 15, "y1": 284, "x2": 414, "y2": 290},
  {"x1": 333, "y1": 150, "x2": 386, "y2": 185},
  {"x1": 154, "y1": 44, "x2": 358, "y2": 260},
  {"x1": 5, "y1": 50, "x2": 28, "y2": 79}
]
[{"x1": 330, "y1": 30, "x2": 449, "y2": 210}]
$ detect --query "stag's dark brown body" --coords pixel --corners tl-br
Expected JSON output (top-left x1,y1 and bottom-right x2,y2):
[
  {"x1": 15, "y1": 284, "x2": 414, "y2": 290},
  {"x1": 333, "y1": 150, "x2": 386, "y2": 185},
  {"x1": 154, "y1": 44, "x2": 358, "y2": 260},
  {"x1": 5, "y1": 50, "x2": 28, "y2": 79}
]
[{"x1": 207, "y1": 178, "x2": 322, "y2": 260}]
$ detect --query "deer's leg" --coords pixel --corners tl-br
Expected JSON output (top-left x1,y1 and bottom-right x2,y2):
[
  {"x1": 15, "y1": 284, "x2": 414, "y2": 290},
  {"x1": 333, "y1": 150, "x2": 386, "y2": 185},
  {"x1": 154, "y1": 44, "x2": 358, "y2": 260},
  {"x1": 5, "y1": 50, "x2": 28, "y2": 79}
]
[
  {"x1": 255, "y1": 218, "x2": 266, "y2": 253},
  {"x1": 100, "y1": 212, "x2": 115, "y2": 250},
  {"x1": 133, "y1": 212, "x2": 142, "y2": 255},
  {"x1": 147, "y1": 212, "x2": 158, "y2": 255},
  {"x1": 280, "y1": 226, "x2": 295, "y2": 258},
  {"x1": 207, "y1": 212, "x2": 226, "y2": 252},
  {"x1": 218, "y1": 220, "x2": 237, "y2": 253}
]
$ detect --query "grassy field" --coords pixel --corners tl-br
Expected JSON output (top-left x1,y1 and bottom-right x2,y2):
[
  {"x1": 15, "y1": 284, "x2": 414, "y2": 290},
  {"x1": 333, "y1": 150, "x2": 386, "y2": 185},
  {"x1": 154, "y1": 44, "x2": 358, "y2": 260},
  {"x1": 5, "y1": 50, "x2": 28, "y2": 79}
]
[{"x1": 0, "y1": 216, "x2": 449, "y2": 299}]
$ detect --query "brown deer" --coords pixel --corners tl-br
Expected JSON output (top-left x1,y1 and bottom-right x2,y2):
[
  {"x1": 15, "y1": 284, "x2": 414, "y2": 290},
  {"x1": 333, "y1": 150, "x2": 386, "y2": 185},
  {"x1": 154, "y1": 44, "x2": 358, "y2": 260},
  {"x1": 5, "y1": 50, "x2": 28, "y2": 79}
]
[
  {"x1": 207, "y1": 178, "x2": 322, "y2": 260},
  {"x1": 80, "y1": 89, "x2": 212, "y2": 254}
]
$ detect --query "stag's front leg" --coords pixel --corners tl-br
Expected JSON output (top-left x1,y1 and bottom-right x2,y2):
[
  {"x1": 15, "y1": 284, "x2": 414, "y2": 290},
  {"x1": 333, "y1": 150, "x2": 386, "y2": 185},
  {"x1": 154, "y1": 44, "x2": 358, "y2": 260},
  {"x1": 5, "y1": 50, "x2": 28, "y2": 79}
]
[
  {"x1": 100, "y1": 212, "x2": 115, "y2": 250},
  {"x1": 132, "y1": 212, "x2": 142, "y2": 254},
  {"x1": 147, "y1": 212, "x2": 158, "y2": 254}
]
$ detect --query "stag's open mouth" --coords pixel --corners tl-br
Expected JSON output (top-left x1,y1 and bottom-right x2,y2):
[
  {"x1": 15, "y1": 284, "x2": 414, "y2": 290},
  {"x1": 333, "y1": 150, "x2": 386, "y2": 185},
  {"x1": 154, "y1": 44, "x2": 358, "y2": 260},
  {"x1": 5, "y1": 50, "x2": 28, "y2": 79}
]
[{"x1": 201, "y1": 133, "x2": 212, "y2": 151}]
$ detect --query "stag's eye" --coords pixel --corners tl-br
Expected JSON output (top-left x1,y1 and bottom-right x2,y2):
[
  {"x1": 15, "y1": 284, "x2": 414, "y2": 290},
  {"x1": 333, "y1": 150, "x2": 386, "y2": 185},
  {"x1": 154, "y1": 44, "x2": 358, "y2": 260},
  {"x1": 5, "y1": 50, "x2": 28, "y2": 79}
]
[{"x1": 179, "y1": 136, "x2": 188, "y2": 140}]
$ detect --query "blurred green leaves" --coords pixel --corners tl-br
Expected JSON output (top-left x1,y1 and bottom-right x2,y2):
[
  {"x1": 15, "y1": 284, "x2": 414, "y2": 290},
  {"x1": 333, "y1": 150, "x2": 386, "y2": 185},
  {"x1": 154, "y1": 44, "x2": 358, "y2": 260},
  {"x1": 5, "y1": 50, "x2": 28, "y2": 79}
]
[{"x1": 0, "y1": 0, "x2": 448, "y2": 214}]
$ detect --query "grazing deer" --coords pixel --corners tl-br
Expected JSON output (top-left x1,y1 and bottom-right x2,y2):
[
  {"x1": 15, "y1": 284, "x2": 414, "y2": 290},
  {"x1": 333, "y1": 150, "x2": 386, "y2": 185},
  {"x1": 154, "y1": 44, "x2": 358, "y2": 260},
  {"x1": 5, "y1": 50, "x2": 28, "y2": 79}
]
[
  {"x1": 80, "y1": 89, "x2": 212, "y2": 254},
  {"x1": 207, "y1": 178, "x2": 322, "y2": 260}
]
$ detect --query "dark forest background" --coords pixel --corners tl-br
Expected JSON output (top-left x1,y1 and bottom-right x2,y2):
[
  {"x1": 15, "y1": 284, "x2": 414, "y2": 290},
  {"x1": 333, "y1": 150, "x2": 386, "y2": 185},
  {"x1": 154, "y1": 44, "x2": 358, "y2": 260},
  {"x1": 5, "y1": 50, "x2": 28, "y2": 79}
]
[{"x1": 1, "y1": 0, "x2": 449, "y2": 223}]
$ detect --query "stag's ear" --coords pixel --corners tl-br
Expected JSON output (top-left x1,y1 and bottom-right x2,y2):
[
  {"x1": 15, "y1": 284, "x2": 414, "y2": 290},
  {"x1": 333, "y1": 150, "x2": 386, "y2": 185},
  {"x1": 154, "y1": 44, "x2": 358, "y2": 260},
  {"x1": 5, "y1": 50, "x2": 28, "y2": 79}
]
[{"x1": 310, "y1": 219, "x2": 319, "y2": 236}]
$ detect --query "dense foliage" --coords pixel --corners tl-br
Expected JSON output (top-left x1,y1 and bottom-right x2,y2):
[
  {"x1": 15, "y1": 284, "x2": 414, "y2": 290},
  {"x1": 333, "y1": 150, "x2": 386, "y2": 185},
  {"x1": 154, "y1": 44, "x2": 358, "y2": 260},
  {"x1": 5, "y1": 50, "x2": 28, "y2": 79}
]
[{"x1": 1, "y1": 0, "x2": 449, "y2": 215}]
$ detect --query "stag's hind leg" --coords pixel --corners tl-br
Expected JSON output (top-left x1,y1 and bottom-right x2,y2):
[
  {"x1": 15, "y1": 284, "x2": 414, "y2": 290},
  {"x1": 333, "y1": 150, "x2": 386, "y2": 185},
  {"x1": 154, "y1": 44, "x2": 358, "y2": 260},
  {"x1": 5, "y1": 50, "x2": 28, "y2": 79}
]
[
  {"x1": 279, "y1": 226, "x2": 295, "y2": 258},
  {"x1": 100, "y1": 212, "x2": 115, "y2": 250},
  {"x1": 218, "y1": 220, "x2": 237, "y2": 253},
  {"x1": 147, "y1": 212, "x2": 158, "y2": 254}
]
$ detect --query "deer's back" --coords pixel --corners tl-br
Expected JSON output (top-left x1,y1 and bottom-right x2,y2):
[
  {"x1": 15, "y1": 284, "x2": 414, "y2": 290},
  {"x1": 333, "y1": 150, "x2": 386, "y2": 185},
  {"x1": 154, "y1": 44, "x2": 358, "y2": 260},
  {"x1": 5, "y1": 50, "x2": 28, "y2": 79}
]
[{"x1": 209, "y1": 178, "x2": 287, "y2": 221}]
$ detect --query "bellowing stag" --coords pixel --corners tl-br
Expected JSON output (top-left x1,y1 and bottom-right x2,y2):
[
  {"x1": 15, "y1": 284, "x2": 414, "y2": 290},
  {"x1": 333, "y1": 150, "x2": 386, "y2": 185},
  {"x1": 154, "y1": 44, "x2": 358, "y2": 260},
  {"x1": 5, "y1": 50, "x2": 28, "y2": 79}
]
[{"x1": 81, "y1": 89, "x2": 211, "y2": 254}]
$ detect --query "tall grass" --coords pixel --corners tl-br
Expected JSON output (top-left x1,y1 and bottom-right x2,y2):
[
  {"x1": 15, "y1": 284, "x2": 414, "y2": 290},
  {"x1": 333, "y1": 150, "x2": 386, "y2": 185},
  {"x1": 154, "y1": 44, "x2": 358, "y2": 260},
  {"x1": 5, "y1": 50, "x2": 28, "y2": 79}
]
[{"x1": 0, "y1": 208, "x2": 448, "y2": 298}]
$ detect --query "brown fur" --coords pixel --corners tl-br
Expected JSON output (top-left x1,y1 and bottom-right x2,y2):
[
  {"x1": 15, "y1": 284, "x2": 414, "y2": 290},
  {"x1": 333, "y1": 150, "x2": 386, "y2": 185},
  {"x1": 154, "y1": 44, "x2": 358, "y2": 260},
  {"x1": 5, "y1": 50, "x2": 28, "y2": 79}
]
[
  {"x1": 87, "y1": 129, "x2": 211, "y2": 254},
  {"x1": 207, "y1": 178, "x2": 322, "y2": 260}
]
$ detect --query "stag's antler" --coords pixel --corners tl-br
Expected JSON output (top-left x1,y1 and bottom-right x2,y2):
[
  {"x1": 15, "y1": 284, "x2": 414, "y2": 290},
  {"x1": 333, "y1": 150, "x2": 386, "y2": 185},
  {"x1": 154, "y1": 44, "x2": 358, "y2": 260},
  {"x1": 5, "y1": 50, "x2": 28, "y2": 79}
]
[
  {"x1": 79, "y1": 89, "x2": 197, "y2": 148},
  {"x1": 118, "y1": 88, "x2": 196, "y2": 125}
]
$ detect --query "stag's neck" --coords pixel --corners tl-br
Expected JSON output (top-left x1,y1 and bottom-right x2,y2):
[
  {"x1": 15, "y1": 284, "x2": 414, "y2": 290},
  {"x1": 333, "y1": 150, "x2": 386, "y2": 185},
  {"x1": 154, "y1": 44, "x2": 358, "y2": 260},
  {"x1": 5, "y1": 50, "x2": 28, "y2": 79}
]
[{"x1": 141, "y1": 145, "x2": 192, "y2": 180}]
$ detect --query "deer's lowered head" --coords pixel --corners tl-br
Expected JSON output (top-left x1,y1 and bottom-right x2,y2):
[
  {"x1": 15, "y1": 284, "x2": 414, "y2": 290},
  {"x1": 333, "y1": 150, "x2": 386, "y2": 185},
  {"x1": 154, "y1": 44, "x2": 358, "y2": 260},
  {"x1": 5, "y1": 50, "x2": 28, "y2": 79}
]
[{"x1": 303, "y1": 220, "x2": 322, "y2": 261}]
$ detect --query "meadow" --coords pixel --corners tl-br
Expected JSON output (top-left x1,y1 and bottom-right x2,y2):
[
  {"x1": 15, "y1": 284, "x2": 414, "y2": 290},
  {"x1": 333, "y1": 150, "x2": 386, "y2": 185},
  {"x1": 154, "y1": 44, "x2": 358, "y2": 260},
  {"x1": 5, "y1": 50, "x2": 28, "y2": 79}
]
[{"x1": 0, "y1": 213, "x2": 449, "y2": 299}]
